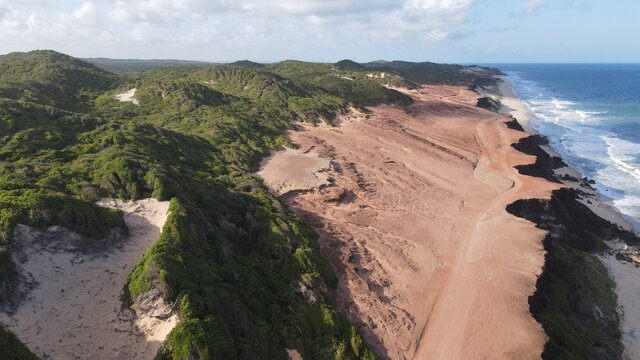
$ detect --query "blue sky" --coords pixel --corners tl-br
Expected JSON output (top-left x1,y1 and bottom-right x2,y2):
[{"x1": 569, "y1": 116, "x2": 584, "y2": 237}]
[{"x1": 0, "y1": 0, "x2": 638, "y2": 63}]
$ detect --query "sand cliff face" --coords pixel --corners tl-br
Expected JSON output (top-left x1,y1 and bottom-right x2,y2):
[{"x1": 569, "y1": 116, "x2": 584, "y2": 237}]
[{"x1": 258, "y1": 85, "x2": 561, "y2": 360}]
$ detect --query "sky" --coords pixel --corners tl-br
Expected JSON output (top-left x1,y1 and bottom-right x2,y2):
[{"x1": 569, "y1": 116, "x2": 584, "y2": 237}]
[{"x1": 0, "y1": 0, "x2": 638, "y2": 63}]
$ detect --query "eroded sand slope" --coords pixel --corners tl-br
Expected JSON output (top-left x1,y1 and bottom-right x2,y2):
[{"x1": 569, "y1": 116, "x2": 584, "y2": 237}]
[
  {"x1": 0, "y1": 198, "x2": 174, "y2": 360},
  {"x1": 259, "y1": 85, "x2": 561, "y2": 360}
]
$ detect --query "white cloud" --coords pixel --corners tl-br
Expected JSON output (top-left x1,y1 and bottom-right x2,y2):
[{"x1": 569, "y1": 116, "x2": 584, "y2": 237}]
[
  {"x1": 9, "y1": 0, "x2": 60, "y2": 5},
  {"x1": 396, "y1": 0, "x2": 473, "y2": 25},
  {"x1": 268, "y1": 0, "x2": 399, "y2": 16},
  {"x1": 0, "y1": 3, "x2": 21, "y2": 29},
  {"x1": 522, "y1": 0, "x2": 547, "y2": 15},
  {"x1": 425, "y1": 29, "x2": 450, "y2": 42},
  {"x1": 388, "y1": 0, "x2": 474, "y2": 42},
  {"x1": 0, "y1": 0, "x2": 476, "y2": 60}
]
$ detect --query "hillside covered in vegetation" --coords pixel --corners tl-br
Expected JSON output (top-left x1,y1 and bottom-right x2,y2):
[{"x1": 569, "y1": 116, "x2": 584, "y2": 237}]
[{"x1": 0, "y1": 50, "x2": 499, "y2": 359}]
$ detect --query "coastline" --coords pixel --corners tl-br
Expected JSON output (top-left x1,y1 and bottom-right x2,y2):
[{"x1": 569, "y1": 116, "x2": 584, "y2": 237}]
[
  {"x1": 497, "y1": 78, "x2": 640, "y2": 359},
  {"x1": 498, "y1": 78, "x2": 637, "y2": 233},
  {"x1": 496, "y1": 79, "x2": 537, "y2": 132}
]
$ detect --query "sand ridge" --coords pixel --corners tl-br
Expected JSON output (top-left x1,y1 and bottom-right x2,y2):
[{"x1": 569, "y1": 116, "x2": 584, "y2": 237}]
[
  {"x1": 0, "y1": 198, "x2": 174, "y2": 360},
  {"x1": 258, "y1": 84, "x2": 561, "y2": 359}
]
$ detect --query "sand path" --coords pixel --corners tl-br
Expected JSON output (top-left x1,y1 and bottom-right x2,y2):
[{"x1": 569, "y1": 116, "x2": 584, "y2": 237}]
[
  {"x1": 415, "y1": 115, "x2": 559, "y2": 359},
  {"x1": 0, "y1": 198, "x2": 174, "y2": 360},
  {"x1": 259, "y1": 85, "x2": 561, "y2": 359}
]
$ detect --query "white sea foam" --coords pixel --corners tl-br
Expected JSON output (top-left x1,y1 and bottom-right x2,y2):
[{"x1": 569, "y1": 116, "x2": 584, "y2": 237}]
[
  {"x1": 576, "y1": 110, "x2": 588, "y2": 122},
  {"x1": 510, "y1": 72, "x2": 640, "y2": 222},
  {"x1": 524, "y1": 96, "x2": 599, "y2": 132},
  {"x1": 603, "y1": 136, "x2": 640, "y2": 182},
  {"x1": 551, "y1": 99, "x2": 574, "y2": 110}
]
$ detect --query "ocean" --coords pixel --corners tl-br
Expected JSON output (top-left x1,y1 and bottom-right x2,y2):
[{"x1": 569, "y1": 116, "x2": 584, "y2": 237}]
[{"x1": 495, "y1": 64, "x2": 640, "y2": 225}]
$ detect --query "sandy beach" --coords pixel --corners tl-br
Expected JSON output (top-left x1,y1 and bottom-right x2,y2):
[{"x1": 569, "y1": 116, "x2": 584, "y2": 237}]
[
  {"x1": 0, "y1": 198, "x2": 174, "y2": 360},
  {"x1": 600, "y1": 247, "x2": 640, "y2": 360},
  {"x1": 259, "y1": 84, "x2": 561, "y2": 359},
  {"x1": 497, "y1": 79, "x2": 535, "y2": 130}
]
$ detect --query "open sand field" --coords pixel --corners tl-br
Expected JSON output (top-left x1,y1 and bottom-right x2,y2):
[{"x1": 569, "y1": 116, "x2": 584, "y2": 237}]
[
  {"x1": 0, "y1": 198, "x2": 173, "y2": 360},
  {"x1": 259, "y1": 84, "x2": 562, "y2": 360}
]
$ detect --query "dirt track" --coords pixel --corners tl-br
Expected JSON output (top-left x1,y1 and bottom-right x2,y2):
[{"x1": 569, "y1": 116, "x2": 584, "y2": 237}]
[{"x1": 259, "y1": 85, "x2": 561, "y2": 359}]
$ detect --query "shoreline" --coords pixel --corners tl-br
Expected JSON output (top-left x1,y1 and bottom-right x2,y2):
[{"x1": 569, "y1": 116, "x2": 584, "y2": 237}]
[
  {"x1": 497, "y1": 78, "x2": 640, "y2": 359},
  {"x1": 497, "y1": 78, "x2": 638, "y2": 233},
  {"x1": 496, "y1": 79, "x2": 537, "y2": 133}
]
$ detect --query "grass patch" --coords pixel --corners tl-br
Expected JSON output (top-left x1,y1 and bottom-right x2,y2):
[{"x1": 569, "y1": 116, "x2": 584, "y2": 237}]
[{"x1": 0, "y1": 325, "x2": 38, "y2": 360}]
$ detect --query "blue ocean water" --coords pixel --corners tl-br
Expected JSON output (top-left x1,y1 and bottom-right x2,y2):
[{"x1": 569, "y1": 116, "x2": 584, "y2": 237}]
[{"x1": 495, "y1": 64, "x2": 640, "y2": 222}]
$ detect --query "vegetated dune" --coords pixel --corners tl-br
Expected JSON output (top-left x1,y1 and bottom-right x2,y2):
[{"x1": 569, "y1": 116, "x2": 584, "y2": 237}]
[
  {"x1": 0, "y1": 198, "x2": 173, "y2": 360},
  {"x1": 259, "y1": 85, "x2": 561, "y2": 360}
]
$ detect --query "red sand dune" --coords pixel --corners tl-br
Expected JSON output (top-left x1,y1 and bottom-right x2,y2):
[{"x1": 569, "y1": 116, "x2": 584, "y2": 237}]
[{"x1": 259, "y1": 85, "x2": 561, "y2": 360}]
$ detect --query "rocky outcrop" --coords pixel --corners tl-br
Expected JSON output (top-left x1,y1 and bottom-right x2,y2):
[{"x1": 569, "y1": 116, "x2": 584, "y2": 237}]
[
  {"x1": 476, "y1": 97, "x2": 501, "y2": 112},
  {"x1": 504, "y1": 117, "x2": 525, "y2": 131},
  {"x1": 511, "y1": 134, "x2": 566, "y2": 183}
]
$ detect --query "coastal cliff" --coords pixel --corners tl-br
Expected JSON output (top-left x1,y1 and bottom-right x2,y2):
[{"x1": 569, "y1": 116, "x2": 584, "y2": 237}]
[
  {"x1": 507, "y1": 186, "x2": 633, "y2": 359},
  {"x1": 487, "y1": 77, "x2": 639, "y2": 360}
]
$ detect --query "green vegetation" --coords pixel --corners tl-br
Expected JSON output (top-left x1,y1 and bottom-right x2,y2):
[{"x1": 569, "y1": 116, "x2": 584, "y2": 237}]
[
  {"x1": 228, "y1": 60, "x2": 265, "y2": 69},
  {"x1": 507, "y1": 189, "x2": 633, "y2": 359},
  {"x1": 535, "y1": 243, "x2": 620, "y2": 360},
  {"x1": 362, "y1": 60, "x2": 502, "y2": 85},
  {"x1": 0, "y1": 50, "x2": 118, "y2": 111},
  {"x1": 266, "y1": 60, "x2": 413, "y2": 108},
  {"x1": 83, "y1": 58, "x2": 214, "y2": 73},
  {"x1": 0, "y1": 326, "x2": 38, "y2": 360},
  {"x1": 0, "y1": 50, "x2": 496, "y2": 358}
]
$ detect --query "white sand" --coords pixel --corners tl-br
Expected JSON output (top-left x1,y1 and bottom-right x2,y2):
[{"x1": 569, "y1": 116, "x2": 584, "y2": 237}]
[
  {"x1": 115, "y1": 88, "x2": 139, "y2": 105},
  {"x1": 498, "y1": 79, "x2": 536, "y2": 131},
  {"x1": 0, "y1": 198, "x2": 174, "y2": 360},
  {"x1": 384, "y1": 85, "x2": 421, "y2": 98},
  {"x1": 599, "y1": 251, "x2": 640, "y2": 360}
]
